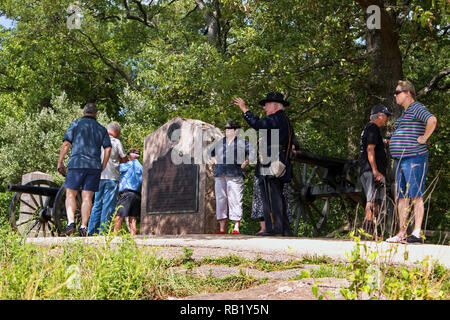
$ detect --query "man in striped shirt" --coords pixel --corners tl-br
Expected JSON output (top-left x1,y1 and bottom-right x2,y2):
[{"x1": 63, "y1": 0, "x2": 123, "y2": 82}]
[{"x1": 387, "y1": 80, "x2": 437, "y2": 244}]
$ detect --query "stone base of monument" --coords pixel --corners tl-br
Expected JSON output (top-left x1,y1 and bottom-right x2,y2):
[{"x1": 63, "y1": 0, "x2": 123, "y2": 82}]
[{"x1": 140, "y1": 117, "x2": 223, "y2": 235}]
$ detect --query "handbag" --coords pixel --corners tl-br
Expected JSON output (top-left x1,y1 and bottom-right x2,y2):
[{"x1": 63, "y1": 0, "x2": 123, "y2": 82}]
[
  {"x1": 269, "y1": 160, "x2": 286, "y2": 178},
  {"x1": 268, "y1": 116, "x2": 293, "y2": 178}
]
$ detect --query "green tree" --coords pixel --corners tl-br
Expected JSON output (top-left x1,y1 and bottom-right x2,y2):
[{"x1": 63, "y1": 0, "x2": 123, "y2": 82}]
[
  {"x1": 0, "y1": 92, "x2": 110, "y2": 188},
  {"x1": 0, "y1": 0, "x2": 448, "y2": 233}
]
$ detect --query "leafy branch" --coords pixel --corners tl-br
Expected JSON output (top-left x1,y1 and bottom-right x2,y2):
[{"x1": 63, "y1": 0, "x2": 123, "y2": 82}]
[
  {"x1": 67, "y1": 31, "x2": 138, "y2": 90},
  {"x1": 417, "y1": 67, "x2": 450, "y2": 98}
]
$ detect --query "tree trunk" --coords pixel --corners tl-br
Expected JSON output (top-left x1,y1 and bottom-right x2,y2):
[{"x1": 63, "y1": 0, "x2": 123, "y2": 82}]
[
  {"x1": 196, "y1": 0, "x2": 223, "y2": 52},
  {"x1": 357, "y1": 0, "x2": 404, "y2": 183},
  {"x1": 358, "y1": 0, "x2": 404, "y2": 120}
]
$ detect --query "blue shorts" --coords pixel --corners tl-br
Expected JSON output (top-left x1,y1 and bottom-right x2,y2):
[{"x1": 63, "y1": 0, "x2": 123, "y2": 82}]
[
  {"x1": 394, "y1": 155, "x2": 428, "y2": 199},
  {"x1": 64, "y1": 168, "x2": 102, "y2": 192}
]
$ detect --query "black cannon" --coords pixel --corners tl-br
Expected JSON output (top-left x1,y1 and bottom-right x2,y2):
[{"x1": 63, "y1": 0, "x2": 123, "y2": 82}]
[
  {"x1": 7, "y1": 180, "x2": 81, "y2": 237},
  {"x1": 289, "y1": 148, "x2": 396, "y2": 237}
]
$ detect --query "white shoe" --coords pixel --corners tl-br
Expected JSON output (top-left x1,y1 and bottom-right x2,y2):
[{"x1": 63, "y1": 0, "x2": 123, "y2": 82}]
[{"x1": 386, "y1": 235, "x2": 406, "y2": 243}]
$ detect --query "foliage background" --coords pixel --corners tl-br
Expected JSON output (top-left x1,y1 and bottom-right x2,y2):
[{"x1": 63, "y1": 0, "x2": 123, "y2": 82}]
[{"x1": 0, "y1": 0, "x2": 448, "y2": 235}]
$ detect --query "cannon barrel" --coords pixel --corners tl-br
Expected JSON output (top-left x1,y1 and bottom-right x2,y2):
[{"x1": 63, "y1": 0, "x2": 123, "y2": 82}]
[
  {"x1": 291, "y1": 148, "x2": 360, "y2": 190},
  {"x1": 6, "y1": 183, "x2": 60, "y2": 197},
  {"x1": 291, "y1": 148, "x2": 351, "y2": 168}
]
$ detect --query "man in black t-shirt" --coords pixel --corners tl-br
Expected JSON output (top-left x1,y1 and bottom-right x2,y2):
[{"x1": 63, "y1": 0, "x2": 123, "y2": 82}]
[{"x1": 359, "y1": 104, "x2": 392, "y2": 237}]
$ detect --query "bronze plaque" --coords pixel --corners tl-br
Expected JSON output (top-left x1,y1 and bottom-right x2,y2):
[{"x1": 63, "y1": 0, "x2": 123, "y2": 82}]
[{"x1": 146, "y1": 151, "x2": 199, "y2": 214}]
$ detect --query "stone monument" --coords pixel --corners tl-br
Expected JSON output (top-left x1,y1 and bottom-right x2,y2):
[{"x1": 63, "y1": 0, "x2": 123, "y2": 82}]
[{"x1": 140, "y1": 117, "x2": 223, "y2": 235}]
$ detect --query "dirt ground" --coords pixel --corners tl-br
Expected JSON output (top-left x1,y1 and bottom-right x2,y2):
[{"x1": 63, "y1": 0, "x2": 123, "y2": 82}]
[
  {"x1": 27, "y1": 234, "x2": 448, "y2": 300},
  {"x1": 150, "y1": 246, "x2": 351, "y2": 300}
]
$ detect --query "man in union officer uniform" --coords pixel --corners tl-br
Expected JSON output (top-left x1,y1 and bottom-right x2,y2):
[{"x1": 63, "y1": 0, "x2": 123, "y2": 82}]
[{"x1": 233, "y1": 92, "x2": 298, "y2": 236}]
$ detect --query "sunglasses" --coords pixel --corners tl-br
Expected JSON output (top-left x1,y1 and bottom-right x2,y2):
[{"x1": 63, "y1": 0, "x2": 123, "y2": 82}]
[{"x1": 394, "y1": 89, "x2": 408, "y2": 96}]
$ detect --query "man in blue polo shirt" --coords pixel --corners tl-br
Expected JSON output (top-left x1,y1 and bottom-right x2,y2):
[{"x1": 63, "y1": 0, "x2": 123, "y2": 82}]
[
  {"x1": 57, "y1": 103, "x2": 112, "y2": 237},
  {"x1": 387, "y1": 80, "x2": 437, "y2": 244}
]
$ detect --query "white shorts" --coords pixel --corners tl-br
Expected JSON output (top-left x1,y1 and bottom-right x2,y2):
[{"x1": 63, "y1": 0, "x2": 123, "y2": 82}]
[{"x1": 214, "y1": 176, "x2": 244, "y2": 221}]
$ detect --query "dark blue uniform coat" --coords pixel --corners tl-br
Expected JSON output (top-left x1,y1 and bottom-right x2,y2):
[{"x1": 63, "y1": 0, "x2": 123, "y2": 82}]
[
  {"x1": 243, "y1": 109, "x2": 296, "y2": 183},
  {"x1": 242, "y1": 109, "x2": 298, "y2": 235}
]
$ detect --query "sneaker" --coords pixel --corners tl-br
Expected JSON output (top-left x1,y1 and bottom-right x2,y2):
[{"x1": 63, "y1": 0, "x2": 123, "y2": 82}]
[
  {"x1": 386, "y1": 235, "x2": 406, "y2": 243},
  {"x1": 78, "y1": 227, "x2": 88, "y2": 237},
  {"x1": 214, "y1": 230, "x2": 226, "y2": 234},
  {"x1": 231, "y1": 230, "x2": 240, "y2": 234},
  {"x1": 61, "y1": 223, "x2": 76, "y2": 236},
  {"x1": 406, "y1": 235, "x2": 424, "y2": 244}
]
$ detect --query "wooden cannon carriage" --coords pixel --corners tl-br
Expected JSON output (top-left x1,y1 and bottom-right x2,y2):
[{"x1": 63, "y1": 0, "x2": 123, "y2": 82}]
[
  {"x1": 289, "y1": 148, "x2": 396, "y2": 237},
  {"x1": 7, "y1": 180, "x2": 81, "y2": 237}
]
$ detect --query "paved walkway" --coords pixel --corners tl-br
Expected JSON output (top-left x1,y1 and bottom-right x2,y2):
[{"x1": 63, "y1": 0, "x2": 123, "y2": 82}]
[{"x1": 25, "y1": 234, "x2": 450, "y2": 268}]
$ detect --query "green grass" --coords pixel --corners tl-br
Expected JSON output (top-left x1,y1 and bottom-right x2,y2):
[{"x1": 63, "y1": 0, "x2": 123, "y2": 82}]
[
  {"x1": 0, "y1": 226, "x2": 264, "y2": 300},
  {"x1": 0, "y1": 224, "x2": 448, "y2": 300}
]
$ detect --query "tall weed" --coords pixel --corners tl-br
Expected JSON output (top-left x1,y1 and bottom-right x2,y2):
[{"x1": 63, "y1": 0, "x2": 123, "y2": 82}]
[
  {"x1": 338, "y1": 231, "x2": 449, "y2": 300},
  {"x1": 0, "y1": 225, "x2": 260, "y2": 300}
]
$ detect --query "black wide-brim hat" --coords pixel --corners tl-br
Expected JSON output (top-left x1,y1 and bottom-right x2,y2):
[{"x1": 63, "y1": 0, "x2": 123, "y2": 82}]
[
  {"x1": 259, "y1": 92, "x2": 290, "y2": 107},
  {"x1": 224, "y1": 120, "x2": 242, "y2": 129}
]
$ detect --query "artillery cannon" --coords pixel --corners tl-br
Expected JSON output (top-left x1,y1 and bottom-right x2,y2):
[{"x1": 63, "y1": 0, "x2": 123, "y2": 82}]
[
  {"x1": 7, "y1": 180, "x2": 81, "y2": 237},
  {"x1": 289, "y1": 148, "x2": 396, "y2": 237}
]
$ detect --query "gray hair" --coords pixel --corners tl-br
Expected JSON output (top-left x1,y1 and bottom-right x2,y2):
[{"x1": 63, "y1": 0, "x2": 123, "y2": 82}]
[
  {"x1": 83, "y1": 102, "x2": 98, "y2": 114},
  {"x1": 370, "y1": 113, "x2": 385, "y2": 120},
  {"x1": 107, "y1": 121, "x2": 121, "y2": 133}
]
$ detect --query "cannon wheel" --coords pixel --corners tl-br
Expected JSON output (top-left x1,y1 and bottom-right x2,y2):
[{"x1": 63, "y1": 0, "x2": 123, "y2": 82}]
[
  {"x1": 53, "y1": 187, "x2": 82, "y2": 236},
  {"x1": 8, "y1": 179, "x2": 59, "y2": 237},
  {"x1": 290, "y1": 162, "x2": 398, "y2": 238},
  {"x1": 290, "y1": 163, "x2": 331, "y2": 236}
]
